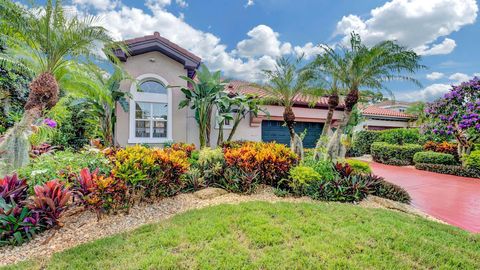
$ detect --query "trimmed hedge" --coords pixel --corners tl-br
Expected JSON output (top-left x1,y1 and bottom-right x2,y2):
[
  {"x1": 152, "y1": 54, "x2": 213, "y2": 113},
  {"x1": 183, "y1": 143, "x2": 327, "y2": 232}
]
[
  {"x1": 415, "y1": 163, "x2": 480, "y2": 178},
  {"x1": 371, "y1": 142, "x2": 423, "y2": 165},
  {"x1": 463, "y1": 150, "x2": 480, "y2": 170},
  {"x1": 413, "y1": 151, "x2": 457, "y2": 165},
  {"x1": 372, "y1": 179, "x2": 411, "y2": 203},
  {"x1": 352, "y1": 130, "x2": 380, "y2": 155},
  {"x1": 378, "y1": 128, "x2": 423, "y2": 145}
]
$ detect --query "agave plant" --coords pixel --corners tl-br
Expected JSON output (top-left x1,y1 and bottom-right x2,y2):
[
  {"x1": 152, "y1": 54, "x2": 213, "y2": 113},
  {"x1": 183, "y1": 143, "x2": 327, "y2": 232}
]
[
  {"x1": 0, "y1": 173, "x2": 28, "y2": 204},
  {"x1": 0, "y1": 198, "x2": 39, "y2": 246},
  {"x1": 31, "y1": 180, "x2": 71, "y2": 228}
]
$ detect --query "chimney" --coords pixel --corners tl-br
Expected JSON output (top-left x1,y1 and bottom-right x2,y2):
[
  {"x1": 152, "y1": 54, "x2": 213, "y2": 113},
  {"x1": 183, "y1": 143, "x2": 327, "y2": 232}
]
[{"x1": 153, "y1": 31, "x2": 160, "y2": 37}]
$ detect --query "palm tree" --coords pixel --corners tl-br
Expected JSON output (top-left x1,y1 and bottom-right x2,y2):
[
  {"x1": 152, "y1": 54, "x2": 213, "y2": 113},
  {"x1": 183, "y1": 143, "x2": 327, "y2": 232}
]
[
  {"x1": 321, "y1": 33, "x2": 424, "y2": 159},
  {"x1": 66, "y1": 64, "x2": 131, "y2": 147},
  {"x1": 258, "y1": 57, "x2": 318, "y2": 160},
  {"x1": 406, "y1": 102, "x2": 426, "y2": 127},
  {"x1": 0, "y1": 0, "x2": 119, "y2": 174},
  {"x1": 177, "y1": 64, "x2": 227, "y2": 148}
]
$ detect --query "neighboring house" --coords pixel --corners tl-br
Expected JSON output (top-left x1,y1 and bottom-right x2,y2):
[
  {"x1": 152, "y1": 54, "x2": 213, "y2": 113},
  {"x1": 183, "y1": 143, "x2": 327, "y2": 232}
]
[
  {"x1": 354, "y1": 101, "x2": 416, "y2": 131},
  {"x1": 113, "y1": 32, "x2": 345, "y2": 148}
]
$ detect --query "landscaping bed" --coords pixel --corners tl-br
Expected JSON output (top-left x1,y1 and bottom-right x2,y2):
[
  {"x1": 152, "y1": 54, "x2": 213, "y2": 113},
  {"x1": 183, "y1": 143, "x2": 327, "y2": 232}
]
[{"x1": 3, "y1": 198, "x2": 478, "y2": 269}]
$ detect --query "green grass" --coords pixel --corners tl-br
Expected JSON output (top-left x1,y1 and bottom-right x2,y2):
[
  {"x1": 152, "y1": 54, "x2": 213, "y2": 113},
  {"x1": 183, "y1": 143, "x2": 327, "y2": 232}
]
[{"x1": 5, "y1": 202, "x2": 480, "y2": 270}]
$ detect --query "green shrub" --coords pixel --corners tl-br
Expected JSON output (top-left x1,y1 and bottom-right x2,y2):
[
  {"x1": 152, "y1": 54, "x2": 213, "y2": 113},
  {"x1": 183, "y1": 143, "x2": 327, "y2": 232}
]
[
  {"x1": 345, "y1": 159, "x2": 371, "y2": 174},
  {"x1": 197, "y1": 148, "x2": 225, "y2": 185},
  {"x1": 288, "y1": 166, "x2": 321, "y2": 195},
  {"x1": 463, "y1": 150, "x2": 480, "y2": 170},
  {"x1": 413, "y1": 151, "x2": 457, "y2": 165},
  {"x1": 352, "y1": 130, "x2": 380, "y2": 155},
  {"x1": 372, "y1": 179, "x2": 411, "y2": 203},
  {"x1": 17, "y1": 150, "x2": 111, "y2": 192},
  {"x1": 371, "y1": 142, "x2": 423, "y2": 165},
  {"x1": 216, "y1": 167, "x2": 260, "y2": 194},
  {"x1": 378, "y1": 128, "x2": 422, "y2": 145},
  {"x1": 302, "y1": 158, "x2": 337, "y2": 181},
  {"x1": 415, "y1": 163, "x2": 480, "y2": 178}
]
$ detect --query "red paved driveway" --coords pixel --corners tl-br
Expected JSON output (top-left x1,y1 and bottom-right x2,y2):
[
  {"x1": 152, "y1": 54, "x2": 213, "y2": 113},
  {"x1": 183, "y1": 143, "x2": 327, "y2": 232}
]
[{"x1": 370, "y1": 162, "x2": 480, "y2": 233}]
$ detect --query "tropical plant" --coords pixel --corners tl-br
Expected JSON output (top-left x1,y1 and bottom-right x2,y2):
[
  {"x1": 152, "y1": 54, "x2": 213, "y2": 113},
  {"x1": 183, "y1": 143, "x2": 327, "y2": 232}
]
[
  {"x1": 0, "y1": 174, "x2": 28, "y2": 204},
  {"x1": 423, "y1": 141, "x2": 458, "y2": 157},
  {"x1": 177, "y1": 64, "x2": 228, "y2": 148},
  {"x1": 463, "y1": 150, "x2": 480, "y2": 170},
  {"x1": 0, "y1": 0, "x2": 120, "y2": 175},
  {"x1": 344, "y1": 159, "x2": 371, "y2": 174},
  {"x1": 311, "y1": 33, "x2": 424, "y2": 160},
  {"x1": 31, "y1": 180, "x2": 71, "y2": 228},
  {"x1": 0, "y1": 198, "x2": 39, "y2": 246},
  {"x1": 288, "y1": 166, "x2": 321, "y2": 195},
  {"x1": 67, "y1": 64, "x2": 131, "y2": 147},
  {"x1": 256, "y1": 57, "x2": 320, "y2": 159},
  {"x1": 424, "y1": 77, "x2": 480, "y2": 158},
  {"x1": 406, "y1": 102, "x2": 426, "y2": 126}
]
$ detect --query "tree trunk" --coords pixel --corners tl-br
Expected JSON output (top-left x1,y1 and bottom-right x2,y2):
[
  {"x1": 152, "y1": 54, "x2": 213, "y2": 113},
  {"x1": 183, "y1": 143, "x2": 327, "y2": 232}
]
[
  {"x1": 314, "y1": 93, "x2": 339, "y2": 160},
  {"x1": 283, "y1": 106, "x2": 303, "y2": 160},
  {"x1": 0, "y1": 73, "x2": 59, "y2": 176},
  {"x1": 226, "y1": 114, "x2": 243, "y2": 142},
  {"x1": 217, "y1": 123, "x2": 224, "y2": 146}
]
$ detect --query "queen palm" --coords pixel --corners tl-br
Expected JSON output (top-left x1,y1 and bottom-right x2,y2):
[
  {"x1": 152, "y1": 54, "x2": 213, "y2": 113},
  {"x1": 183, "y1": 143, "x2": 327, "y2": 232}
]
[
  {"x1": 0, "y1": 0, "x2": 119, "y2": 174},
  {"x1": 317, "y1": 33, "x2": 424, "y2": 159},
  {"x1": 258, "y1": 57, "x2": 319, "y2": 160}
]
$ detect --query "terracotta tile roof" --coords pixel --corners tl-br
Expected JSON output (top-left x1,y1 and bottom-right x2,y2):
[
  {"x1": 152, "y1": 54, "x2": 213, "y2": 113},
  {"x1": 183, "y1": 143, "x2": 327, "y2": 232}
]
[
  {"x1": 362, "y1": 105, "x2": 414, "y2": 118},
  {"x1": 225, "y1": 80, "x2": 345, "y2": 109},
  {"x1": 122, "y1": 32, "x2": 201, "y2": 63}
]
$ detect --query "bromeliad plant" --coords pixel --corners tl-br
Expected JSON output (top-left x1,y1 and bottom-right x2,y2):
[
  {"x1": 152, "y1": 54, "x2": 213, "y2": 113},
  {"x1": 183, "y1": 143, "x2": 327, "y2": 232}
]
[
  {"x1": 31, "y1": 180, "x2": 71, "y2": 229},
  {"x1": 0, "y1": 173, "x2": 28, "y2": 204}
]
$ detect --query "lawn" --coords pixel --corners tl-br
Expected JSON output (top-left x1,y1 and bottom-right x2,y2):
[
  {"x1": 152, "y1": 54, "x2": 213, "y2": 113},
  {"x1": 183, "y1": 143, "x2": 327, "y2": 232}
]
[{"x1": 5, "y1": 202, "x2": 480, "y2": 270}]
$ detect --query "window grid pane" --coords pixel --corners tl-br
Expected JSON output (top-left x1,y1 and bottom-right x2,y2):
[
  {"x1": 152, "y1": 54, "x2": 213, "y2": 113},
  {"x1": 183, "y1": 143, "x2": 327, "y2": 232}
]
[{"x1": 135, "y1": 102, "x2": 168, "y2": 139}]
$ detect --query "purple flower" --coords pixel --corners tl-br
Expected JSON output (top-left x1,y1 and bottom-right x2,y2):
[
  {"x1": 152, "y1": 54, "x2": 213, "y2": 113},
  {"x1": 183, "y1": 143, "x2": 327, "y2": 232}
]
[{"x1": 43, "y1": 118, "x2": 57, "y2": 128}]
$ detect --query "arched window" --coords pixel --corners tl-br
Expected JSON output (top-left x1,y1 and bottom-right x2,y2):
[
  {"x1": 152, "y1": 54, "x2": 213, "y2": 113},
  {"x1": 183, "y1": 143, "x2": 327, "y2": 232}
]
[
  {"x1": 138, "y1": 80, "x2": 167, "y2": 94},
  {"x1": 128, "y1": 74, "x2": 172, "y2": 143}
]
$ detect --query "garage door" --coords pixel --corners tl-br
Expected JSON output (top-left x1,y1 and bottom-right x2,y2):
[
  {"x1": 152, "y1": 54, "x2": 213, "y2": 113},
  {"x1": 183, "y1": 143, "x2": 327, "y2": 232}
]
[{"x1": 261, "y1": 120, "x2": 324, "y2": 148}]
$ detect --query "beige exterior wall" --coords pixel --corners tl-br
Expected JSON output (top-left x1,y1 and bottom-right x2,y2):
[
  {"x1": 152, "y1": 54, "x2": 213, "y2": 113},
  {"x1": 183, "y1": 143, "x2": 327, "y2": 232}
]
[
  {"x1": 353, "y1": 118, "x2": 411, "y2": 132},
  {"x1": 115, "y1": 51, "x2": 191, "y2": 146}
]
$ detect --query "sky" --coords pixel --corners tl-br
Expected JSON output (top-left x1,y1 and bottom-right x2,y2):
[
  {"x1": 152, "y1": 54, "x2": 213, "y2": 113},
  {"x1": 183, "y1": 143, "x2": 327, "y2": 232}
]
[{"x1": 26, "y1": 0, "x2": 480, "y2": 102}]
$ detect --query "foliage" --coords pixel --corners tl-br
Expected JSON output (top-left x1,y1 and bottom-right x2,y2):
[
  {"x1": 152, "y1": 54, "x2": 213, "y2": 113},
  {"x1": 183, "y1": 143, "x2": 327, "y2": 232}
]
[
  {"x1": 177, "y1": 64, "x2": 228, "y2": 148},
  {"x1": 288, "y1": 166, "x2": 321, "y2": 195},
  {"x1": 424, "y1": 78, "x2": 480, "y2": 156},
  {"x1": 182, "y1": 167, "x2": 205, "y2": 192},
  {"x1": 463, "y1": 150, "x2": 480, "y2": 170},
  {"x1": 110, "y1": 145, "x2": 190, "y2": 197},
  {"x1": 406, "y1": 102, "x2": 427, "y2": 126},
  {"x1": 415, "y1": 163, "x2": 480, "y2": 178},
  {"x1": 217, "y1": 167, "x2": 259, "y2": 194},
  {"x1": 0, "y1": 174, "x2": 28, "y2": 204},
  {"x1": 196, "y1": 148, "x2": 225, "y2": 185},
  {"x1": 377, "y1": 128, "x2": 422, "y2": 145},
  {"x1": 170, "y1": 142, "x2": 196, "y2": 158},
  {"x1": 17, "y1": 151, "x2": 111, "y2": 192},
  {"x1": 413, "y1": 151, "x2": 457, "y2": 165},
  {"x1": 30, "y1": 143, "x2": 56, "y2": 159},
  {"x1": 371, "y1": 142, "x2": 423, "y2": 165},
  {"x1": 302, "y1": 158, "x2": 337, "y2": 182},
  {"x1": 0, "y1": 198, "x2": 38, "y2": 246},
  {"x1": 73, "y1": 168, "x2": 129, "y2": 218},
  {"x1": 423, "y1": 141, "x2": 458, "y2": 157},
  {"x1": 371, "y1": 178, "x2": 411, "y2": 203},
  {"x1": 334, "y1": 162, "x2": 354, "y2": 178},
  {"x1": 31, "y1": 180, "x2": 71, "y2": 229},
  {"x1": 306, "y1": 174, "x2": 378, "y2": 202},
  {"x1": 223, "y1": 142, "x2": 298, "y2": 187},
  {"x1": 345, "y1": 159, "x2": 372, "y2": 174}
]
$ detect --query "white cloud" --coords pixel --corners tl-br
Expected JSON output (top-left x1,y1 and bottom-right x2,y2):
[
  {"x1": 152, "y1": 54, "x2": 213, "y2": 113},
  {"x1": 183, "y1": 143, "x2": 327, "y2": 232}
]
[
  {"x1": 426, "y1": 72, "x2": 444, "y2": 80},
  {"x1": 245, "y1": 0, "x2": 254, "y2": 8},
  {"x1": 235, "y1": 25, "x2": 291, "y2": 58},
  {"x1": 175, "y1": 0, "x2": 188, "y2": 8},
  {"x1": 293, "y1": 42, "x2": 325, "y2": 60},
  {"x1": 72, "y1": 0, "x2": 118, "y2": 10},
  {"x1": 145, "y1": 0, "x2": 171, "y2": 9},
  {"x1": 399, "y1": 83, "x2": 451, "y2": 101},
  {"x1": 449, "y1": 72, "x2": 471, "y2": 83},
  {"x1": 334, "y1": 0, "x2": 478, "y2": 56},
  {"x1": 474, "y1": 73, "x2": 480, "y2": 77}
]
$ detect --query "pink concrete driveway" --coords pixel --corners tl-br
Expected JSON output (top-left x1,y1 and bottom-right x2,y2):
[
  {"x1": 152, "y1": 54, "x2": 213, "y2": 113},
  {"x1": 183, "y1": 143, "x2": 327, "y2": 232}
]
[{"x1": 370, "y1": 162, "x2": 480, "y2": 233}]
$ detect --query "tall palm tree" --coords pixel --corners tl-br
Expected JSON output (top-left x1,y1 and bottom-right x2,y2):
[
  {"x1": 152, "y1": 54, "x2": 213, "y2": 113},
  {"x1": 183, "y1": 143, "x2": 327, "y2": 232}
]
[
  {"x1": 320, "y1": 33, "x2": 424, "y2": 159},
  {"x1": 0, "y1": 0, "x2": 119, "y2": 174},
  {"x1": 258, "y1": 57, "x2": 318, "y2": 160}
]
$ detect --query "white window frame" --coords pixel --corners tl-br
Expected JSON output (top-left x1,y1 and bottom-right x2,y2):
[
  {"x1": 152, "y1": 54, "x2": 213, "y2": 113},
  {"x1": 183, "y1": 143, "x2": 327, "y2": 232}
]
[{"x1": 128, "y1": 73, "x2": 173, "y2": 144}]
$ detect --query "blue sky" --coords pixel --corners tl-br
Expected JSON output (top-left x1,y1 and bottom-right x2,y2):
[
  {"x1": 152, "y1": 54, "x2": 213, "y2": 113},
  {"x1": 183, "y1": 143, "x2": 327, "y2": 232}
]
[{"x1": 30, "y1": 0, "x2": 480, "y2": 101}]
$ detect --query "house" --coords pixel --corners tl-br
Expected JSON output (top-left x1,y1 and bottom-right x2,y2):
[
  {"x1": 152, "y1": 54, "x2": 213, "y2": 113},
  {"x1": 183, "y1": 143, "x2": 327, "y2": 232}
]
[
  {"x1": 113, "y1": 32, "x2": 345, "y2": 148},
  {"x1": 354, "y1": 101, "x2": 416, "y2": 131}
]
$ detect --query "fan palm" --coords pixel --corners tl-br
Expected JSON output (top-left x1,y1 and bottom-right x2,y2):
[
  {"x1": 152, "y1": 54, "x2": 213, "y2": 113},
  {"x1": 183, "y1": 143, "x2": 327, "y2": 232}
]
[
  {"x1": 257, "y1": 57, "x2": 320, "y2": 160},
  {"x1": 316, "y1": 33, "x2": 424, "y2": 159},
  {"x1": 0, "y1": 0, "x2": 119, "y2": 174}
]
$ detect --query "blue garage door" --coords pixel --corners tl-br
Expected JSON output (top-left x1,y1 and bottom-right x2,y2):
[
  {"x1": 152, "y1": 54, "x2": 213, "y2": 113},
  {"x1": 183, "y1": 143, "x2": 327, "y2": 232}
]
[{"x1": 261, "y1": 120, "x2": 324, "y2": 148}]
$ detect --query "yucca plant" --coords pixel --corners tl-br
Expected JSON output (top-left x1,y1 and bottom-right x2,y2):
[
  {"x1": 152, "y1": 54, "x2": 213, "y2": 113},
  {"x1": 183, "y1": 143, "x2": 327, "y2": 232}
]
[
  {"x1": 0, "y1": 0, "x2": 121, "y2": 175},
  {"x1": 31, "y1": 180, "x2": 71, "y2": 228}
]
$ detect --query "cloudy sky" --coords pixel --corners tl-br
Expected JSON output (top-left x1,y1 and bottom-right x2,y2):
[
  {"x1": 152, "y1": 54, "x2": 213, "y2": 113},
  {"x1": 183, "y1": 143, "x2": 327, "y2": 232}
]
[{"x1": 28, "y1": 0, "x2": 479, "y2": 101}]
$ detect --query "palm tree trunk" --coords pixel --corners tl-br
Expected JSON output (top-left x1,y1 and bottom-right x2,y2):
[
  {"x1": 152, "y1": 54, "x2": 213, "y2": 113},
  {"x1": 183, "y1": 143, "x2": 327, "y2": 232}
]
[
  {"x1": 226, "y1": 116, "x2": 241, "y2": 142},
  {"x1": 217, "y1": 122, "x2": 224, "y2": 146},
  {"x1": 283, "y1": 106, "x2": 303, "y2": 160},
  {"x1": 314, "y1": 93, "x2": 339, "y2": 160},
  {"x1": 0, "y1": 72, "x2": 59, "y2": 176}
]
